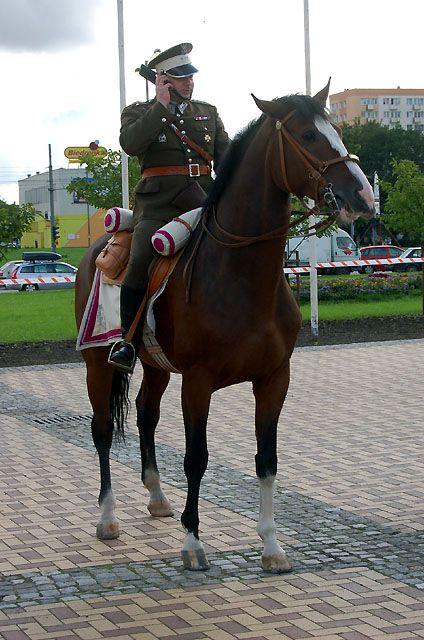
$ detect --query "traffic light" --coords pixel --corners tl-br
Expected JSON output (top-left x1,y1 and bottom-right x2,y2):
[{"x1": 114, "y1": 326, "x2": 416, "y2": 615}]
[{"x1": 52, "y1": 225, "x2": 60, "y2": 246}]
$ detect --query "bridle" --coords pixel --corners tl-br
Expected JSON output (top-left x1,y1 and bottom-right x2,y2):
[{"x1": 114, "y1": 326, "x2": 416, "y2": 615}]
[
  {"x1": 183, "y1": 109, "x2": 360, "y2": 300},
  {"x1": 275, "y1": 109, "x2": 360, "y2": 232}
]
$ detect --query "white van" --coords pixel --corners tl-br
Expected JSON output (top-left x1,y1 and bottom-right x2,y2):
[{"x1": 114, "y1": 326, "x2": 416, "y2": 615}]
[{"x1": 285, "y1": 228, "x2": 360, "y2": 274}]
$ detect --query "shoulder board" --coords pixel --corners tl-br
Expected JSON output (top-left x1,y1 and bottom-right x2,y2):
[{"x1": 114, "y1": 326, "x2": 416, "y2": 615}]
[
  {"x1": 191, "y1": 99, "x2": 215, "y2": 108},
  {"x1": 126, "y1": 99, "x2": 154, "y2": 110}
]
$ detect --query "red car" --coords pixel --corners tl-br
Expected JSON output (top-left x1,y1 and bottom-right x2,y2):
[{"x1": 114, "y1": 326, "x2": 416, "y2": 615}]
[{"x1": 359, "y1": 245, "x2": 404, "y2": 273}]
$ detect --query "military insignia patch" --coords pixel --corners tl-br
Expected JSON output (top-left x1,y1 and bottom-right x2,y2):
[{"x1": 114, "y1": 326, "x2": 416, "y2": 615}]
[
  {"x1": 204, "y1": 134, "x2": 212, "y2": 143},
  {"x1": 158, "y1": 133, "x2": 167, "y2": 143},
  {"x1": 194, "y1": 115, "x2": 209, "y2": 121}
]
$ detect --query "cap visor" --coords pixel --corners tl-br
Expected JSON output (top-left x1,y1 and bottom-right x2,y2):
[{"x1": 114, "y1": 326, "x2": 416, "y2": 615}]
[{"x1": 166, "y1": 64, "x2": 198, "y2": 78}]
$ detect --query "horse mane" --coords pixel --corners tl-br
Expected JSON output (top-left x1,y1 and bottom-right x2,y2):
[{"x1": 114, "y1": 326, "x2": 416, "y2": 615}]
[{"x1": 204, "y1": 94, "x2": 327, "y2": 209}]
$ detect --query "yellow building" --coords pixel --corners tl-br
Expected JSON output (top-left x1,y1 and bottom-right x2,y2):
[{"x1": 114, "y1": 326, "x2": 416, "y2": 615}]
[{"x1": 19, "y1": 168, "x2": 109, "y2": 248}]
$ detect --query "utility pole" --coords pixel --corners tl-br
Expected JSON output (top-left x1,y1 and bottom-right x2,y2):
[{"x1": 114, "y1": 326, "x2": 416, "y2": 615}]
[
  {"x1": 304, "y1": 0, "x2": 319, "y2": 338},
  {"x1": 48, "y1": 143, "x2": 56, "y2": 252},
  {"x1": 117, "y1": 0, "x2": 129, "y2": 209}
]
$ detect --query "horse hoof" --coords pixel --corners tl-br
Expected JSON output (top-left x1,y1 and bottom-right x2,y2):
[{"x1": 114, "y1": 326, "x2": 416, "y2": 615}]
[
  {"x1": 262, "y1": 553, "x2": 292, "y2": 574},
  {"x1": 181, "y1": 548, "x2": 210, "y2": 571},
  {"x1": 147, "y1": 499, "x2": 174, "y2": 517},
  {"x1": 96, "y1": 522, "x2": 120, "y2": 540}
]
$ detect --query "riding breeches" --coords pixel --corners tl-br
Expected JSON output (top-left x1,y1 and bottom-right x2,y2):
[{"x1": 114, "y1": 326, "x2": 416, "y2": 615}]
[{"x1": 123, "y1": 218, "x2": 168, "y2": 290}]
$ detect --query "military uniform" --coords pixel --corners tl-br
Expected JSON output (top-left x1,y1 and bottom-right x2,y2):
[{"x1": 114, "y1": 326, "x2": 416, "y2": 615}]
[
  {"x1": 109, "y1": 41, "x2": 229, "y2": 373},
  {"x1": 121, "y1": 97, "x2": 229, "y2": 289}
]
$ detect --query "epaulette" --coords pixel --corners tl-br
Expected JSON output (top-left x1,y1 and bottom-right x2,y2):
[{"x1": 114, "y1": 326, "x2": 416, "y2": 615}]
[
  {"x1": 191, "y1": 99, "x2": 215, "y2": 108},
  {"x1": 125, "y1": 99, "x2": 155, "y2": 109}
]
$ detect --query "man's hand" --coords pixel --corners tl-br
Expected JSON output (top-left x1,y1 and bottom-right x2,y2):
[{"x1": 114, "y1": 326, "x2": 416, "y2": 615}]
[{"x1": 156, "y1": 74, "x2": 172, "y2": 108}]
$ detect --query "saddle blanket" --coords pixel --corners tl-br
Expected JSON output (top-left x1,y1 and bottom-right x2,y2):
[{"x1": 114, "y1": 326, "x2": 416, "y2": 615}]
[
  {"x1": 76, "y1": 268, "x2": 122, "y2": 350},
  {"x1": 76, "y1": 268, "x2": 179, "y2": 373}
]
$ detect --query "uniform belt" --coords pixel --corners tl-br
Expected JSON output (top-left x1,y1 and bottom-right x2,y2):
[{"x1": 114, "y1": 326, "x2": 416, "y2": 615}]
[{"x1": 142, "y1": 164, "x2": 211, "y2": 178}]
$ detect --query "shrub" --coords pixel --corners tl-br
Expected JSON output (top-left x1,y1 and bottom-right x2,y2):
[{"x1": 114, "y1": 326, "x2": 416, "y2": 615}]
[{"x1": 290, "y1": 273, "x2": 421, "y2": 302}]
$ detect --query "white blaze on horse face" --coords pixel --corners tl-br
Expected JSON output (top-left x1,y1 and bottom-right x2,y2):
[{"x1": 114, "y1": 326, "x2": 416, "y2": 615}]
[{"x1": 313, "y1": 116, "x2": 375, "y2": 211}]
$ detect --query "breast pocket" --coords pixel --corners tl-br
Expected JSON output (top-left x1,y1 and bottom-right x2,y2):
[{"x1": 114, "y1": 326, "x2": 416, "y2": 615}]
[{"x1": 190, "y1": 121, "x2": 216, "y2": 148}]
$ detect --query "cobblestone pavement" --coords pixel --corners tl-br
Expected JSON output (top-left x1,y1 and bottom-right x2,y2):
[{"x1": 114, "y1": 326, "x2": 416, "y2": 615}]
[{"x1": 0, "y1": 339, "x2": 423, "y2": 639}]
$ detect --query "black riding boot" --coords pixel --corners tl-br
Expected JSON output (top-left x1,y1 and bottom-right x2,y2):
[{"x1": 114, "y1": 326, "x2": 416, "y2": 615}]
[{"x1": 108, "y1": 285, "x2": 146, "y2": 373}]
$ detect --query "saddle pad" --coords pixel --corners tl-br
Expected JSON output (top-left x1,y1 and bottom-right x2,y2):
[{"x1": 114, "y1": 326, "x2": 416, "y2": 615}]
[{"x1": 76, "y1": 269, "x2": 122, "y2": 350}]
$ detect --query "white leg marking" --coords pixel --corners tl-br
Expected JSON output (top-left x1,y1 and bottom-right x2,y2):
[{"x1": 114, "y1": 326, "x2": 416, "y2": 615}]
[
  {"x1": 257, "y1": 476, "x2": 283, "y2": 556},
  {"x1": 258, "y1": 476, "x2": 291, "y2": 573},
  {"x1": 97, "y1": 490, "x2": 119, "y2": 539},
  {"x1": 181, "y1": 530, "x2": 209, "y2": 571},
  {"x1": 144, "y1": 468, "x2": 165, "y2": 502},
  {"x1": 100, "y1": 490, "x2": 116, "y2": 523},
  {"x1": 144, "y1": 468, "x2": 173, "y2": 517},
  {"x1": 314, "y1": 116, "x2": 374, "y2": 209},
  {"x1": 182, "y1": 531, "x2": 204, "y2": 552}
]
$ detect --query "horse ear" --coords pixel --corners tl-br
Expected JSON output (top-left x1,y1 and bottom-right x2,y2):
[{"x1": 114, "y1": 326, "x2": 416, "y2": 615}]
[
  {"x1": 312, "y1": 77, "x2": 331, "y2": 108},
  {"x1": 251, "y1": 94, "x2": 282, "y2": 118}
]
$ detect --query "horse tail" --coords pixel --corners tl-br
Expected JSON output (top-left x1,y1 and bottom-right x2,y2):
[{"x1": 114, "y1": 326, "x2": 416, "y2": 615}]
[{"x1": 109, "y1": 369, "x2": 130, "y2": 442}]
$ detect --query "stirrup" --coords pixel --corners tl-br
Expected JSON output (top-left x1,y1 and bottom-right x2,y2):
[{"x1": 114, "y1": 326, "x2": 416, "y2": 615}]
[{"x1": 108, "y1": 340, "x2": 137, "y2": 373}]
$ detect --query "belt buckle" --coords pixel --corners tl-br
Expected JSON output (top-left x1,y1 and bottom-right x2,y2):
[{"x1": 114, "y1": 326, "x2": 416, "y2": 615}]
[{"x1": 189, "y1": 163, "x2": 200, "y2": 177}]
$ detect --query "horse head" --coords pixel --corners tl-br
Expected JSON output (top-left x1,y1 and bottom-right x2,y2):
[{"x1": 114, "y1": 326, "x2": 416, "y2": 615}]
[{"x1": 252, "y1": 80, "x2": 374, "y2": 222}]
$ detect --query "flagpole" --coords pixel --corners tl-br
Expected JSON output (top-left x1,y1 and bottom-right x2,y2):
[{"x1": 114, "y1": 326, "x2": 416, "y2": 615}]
[
  {"x1": 117, "y1": 0, "x2": 129, "y2": 209},
  {"x1": 304, "y1": 0, "x2": 318, "y2": 338}
]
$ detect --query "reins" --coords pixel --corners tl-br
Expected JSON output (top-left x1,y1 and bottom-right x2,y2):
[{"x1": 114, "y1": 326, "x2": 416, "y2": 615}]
[{"x1": 183, "y1": 108, "x2": 359, "y2": 301}]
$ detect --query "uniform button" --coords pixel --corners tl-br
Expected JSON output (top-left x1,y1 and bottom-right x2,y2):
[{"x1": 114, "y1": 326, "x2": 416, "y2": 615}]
[
  {"x1": 161, "y1": 117, "x2": 167, "y2": 122},
  {"x1": 186, "y1": 149, "x2": 191, "y2": 153},
  {"x1": 183, "y1": 141, "x2": 187, "y2": 145},
  {"x1": 188, "y1": 158, "x2": 193, "y2": 162},
  {"x1": 204, "y1": 126, "x2": 208, "y2": 130},
  {"x1": 180, "y1": 119, "x2": 184, "y2": 124},
  {"x1": 181, "y1": 130, "x2": 186, "y2": 134}
]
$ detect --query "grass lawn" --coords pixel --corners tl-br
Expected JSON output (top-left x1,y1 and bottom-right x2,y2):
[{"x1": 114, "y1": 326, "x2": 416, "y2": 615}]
[
  {"x1": 1, "y1": 246, "x2": 89, "y2": 268},
  {"x1": 0, "y1": 288, "x2": 421, "y2": 344},
  {"x1": 300, "y1": 295, "x2": 421, "y2": 322}
]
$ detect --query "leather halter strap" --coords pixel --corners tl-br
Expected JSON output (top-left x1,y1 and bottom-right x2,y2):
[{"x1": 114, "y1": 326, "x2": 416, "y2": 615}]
[{"x1": 275, "y1": 110, "x2": 359, "y2": 208}]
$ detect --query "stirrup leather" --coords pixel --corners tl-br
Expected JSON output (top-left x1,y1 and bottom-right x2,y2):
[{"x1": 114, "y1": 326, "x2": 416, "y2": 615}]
[{"x1": 108, "y1": 340, "x2": 136, "y2": 373}]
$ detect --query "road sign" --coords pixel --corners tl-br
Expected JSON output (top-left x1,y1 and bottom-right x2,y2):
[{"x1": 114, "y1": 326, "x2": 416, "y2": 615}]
[{"x1": 64, "y1": 146, "x2": 107, "y2": 163}]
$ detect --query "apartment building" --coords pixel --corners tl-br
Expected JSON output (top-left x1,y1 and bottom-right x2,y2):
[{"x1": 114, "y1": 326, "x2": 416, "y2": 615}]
[{"x1": 329, "y1": 88, "x2": 424, "y2": 130}]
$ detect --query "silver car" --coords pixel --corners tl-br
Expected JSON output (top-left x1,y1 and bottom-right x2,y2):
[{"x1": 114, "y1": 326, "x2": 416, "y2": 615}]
[{"x1": 7, "y1": 260, "x2": 77, "y2": 291}]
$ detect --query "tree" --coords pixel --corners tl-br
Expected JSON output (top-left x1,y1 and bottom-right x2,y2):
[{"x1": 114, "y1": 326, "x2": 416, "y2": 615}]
[
  {"x1": 383, "y1": 160, "x2": 424, "y2": 244},
  {"x1": 341, "y1": 122, "x2": 424, "y2": 189},
  {"x1": 66, "y1": 150, "x2": 140, "y2": 210},
  {"x1": 0, "y1": 199, "x2": 38, "y2": 258}
]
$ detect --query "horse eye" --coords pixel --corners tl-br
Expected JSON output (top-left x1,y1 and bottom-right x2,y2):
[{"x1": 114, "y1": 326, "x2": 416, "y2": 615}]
[{"x1": 302, "y1": 130, "x2": 316, "y2": 143}]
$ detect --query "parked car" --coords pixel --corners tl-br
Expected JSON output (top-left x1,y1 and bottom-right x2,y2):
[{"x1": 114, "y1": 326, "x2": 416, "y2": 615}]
[
  {"x1": 0, "y1": 260, "x2": 23, "y2": 279},
  {"x1": 6, "y1": 254, "x2": 77, "y2": 291},
  {"x1": 393, "y1": 247, "x2": 422, "y2": 272},
  {"x1": 359, "y1": 245, "x2": 404, "y2": 273}
]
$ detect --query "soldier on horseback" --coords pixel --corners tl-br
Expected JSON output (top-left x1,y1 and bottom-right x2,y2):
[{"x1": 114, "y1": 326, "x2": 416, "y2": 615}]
[{"x1": 109, "y1": 42, "x2": 230, "y2": 372}]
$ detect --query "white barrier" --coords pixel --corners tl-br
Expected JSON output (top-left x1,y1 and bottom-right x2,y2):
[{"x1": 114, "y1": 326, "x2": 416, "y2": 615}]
[
  {"x1": 0, "y1": 257, "x2": 422, "y2": 285},
  {"x1": 283, "y1": 257, "x2": 423, "y2": 274},
  {"x1": 0, "y1": 276, "x2": 76, "y2": 287}
]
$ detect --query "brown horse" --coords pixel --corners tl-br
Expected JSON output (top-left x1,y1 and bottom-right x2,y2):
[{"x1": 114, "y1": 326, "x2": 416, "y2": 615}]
[{"x1": 75, "y1": 82, "x2": 374, "y2": 573}]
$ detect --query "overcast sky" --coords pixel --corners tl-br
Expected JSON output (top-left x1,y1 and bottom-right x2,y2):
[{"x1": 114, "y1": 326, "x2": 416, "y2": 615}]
[{"x1": 1, "y1": 0, "x2": 423, "y2": 203}]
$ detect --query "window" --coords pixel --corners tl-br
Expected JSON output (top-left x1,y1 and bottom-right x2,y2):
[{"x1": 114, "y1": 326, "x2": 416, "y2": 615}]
[
  {"x1": 383, "y1": 97, "x2": 400, "y2": 105},
  {"x1": 19, "y1": 265, "x2": 35, "y2": 274},
  {"x1": 54, "y1": 264, "x2": 75, "y2": 274},
  {"x1": 383, "y1": 111, "x2": 390, "y2": 118},
  {"x1": 373, "y1": 248, "x2": 387, "y2": 257},
  {"x1": 337, "y1": 237, "x2": 356, "y2": 251},
  {"x1": 415, "y1": 124, "x2": 424, "y2": 131},
  {"x1": 389, "y1": 247, "x2": 403, "y2": 257},
  {"x1": 361, "y1": 248, "x2": 370, "y2": 257},
  {"x1": 33, "y1": 264, "x2": 52, "y2": 273}
]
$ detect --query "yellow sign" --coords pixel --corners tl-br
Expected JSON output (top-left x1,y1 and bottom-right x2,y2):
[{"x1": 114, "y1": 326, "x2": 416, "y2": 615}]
[{"x1": 64, "y1": 146, "x2": 107, "y2": 163}]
